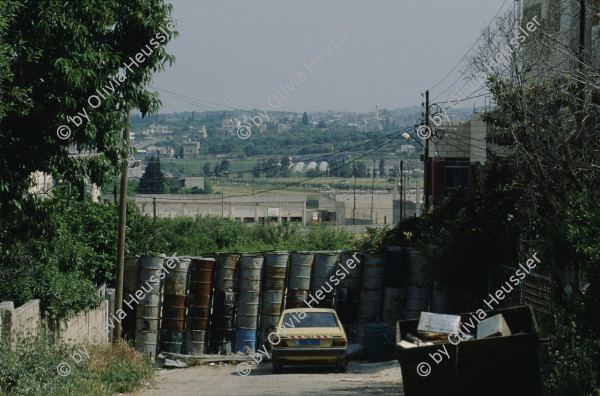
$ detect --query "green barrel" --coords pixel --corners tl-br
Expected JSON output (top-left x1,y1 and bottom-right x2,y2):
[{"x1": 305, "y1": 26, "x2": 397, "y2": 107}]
[{"x1": 364, "y1": 322, "x2": 389, "y2": 362}]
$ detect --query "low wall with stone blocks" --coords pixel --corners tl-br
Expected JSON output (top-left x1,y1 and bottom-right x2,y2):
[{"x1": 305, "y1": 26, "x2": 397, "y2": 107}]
[
  {"x1": 48, "y1": 300, "x2": 110, "y2": 346},
  {"x1": 0, "y1": 300, "x2": 41, "y2": 339},
  {"x1": 0, "y1": 298, "x2": 111, "y2": 346}
]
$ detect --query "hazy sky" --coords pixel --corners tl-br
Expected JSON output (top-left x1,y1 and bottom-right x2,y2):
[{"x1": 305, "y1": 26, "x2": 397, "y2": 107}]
[{"x1": 152, "y1": 0, "x2": 509, "y2": 114}]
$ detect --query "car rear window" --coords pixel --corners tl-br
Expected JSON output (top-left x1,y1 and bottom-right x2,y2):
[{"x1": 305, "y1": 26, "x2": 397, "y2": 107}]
[{"x1": 281, "y1": 312, "x2": 338, "y2": 328}]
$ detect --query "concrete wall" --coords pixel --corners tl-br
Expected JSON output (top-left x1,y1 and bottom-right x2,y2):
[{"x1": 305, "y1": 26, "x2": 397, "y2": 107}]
[
  {"x1": 48, "y1": 300, "x2": 110, "y2": 346},
  {"x1": 0, "y1": 298, "x2": 110, "y2": 346},
  {"x1": 319, "y1": 192, "x2": 398, "y2": 225},
  {"x1": 0, "y1": 300, "x2": 41, "y2": 339},
  {"x1": 128, "y1": 193, "x2": 307, "y2": 224}
]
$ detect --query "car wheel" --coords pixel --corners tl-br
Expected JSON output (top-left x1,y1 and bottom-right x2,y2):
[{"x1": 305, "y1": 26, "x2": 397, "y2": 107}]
[
  {"x1": 272, "y1": 361, "x2": 283, "y2": 374},
  {"x1": 335, "y1": 361, "x2": 347, "y2": 373}
]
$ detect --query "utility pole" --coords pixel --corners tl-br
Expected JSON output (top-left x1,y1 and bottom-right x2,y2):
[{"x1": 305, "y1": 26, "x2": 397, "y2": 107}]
[
  {"x1": 220, "y1": 171, "x2": 227, "y2": 217},
  {"x1": 352, "y1": 165, "x2": 357, "y2": 225},
  {"x1": 400, "y1": 160, "x2": 404, "y2": 221},
  {"x1": 403, "y1": 168, "x2": 407, "y2": 219},
  {"x1": 424, "y1": 90, "x2": 430, "y2": 212},
  {"x1": 370, "y1": 159, "x2": 376, "y2": 223},
  {"x1": 114, "y1": 108, "x2": 131, "y2": 344}
]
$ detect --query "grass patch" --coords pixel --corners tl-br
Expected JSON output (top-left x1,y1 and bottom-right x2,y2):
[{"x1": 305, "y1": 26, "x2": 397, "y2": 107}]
[{"x1": 0, "y1": 334, "x2": 154, "y2": 396}]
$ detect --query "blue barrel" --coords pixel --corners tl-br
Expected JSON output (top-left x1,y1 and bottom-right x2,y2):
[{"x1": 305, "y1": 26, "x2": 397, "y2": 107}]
[
  {"x1": 365, "y1": 322, "x2": 389, "y2": 361},
  {"x1": 235, "y1": 329, "x2": 257, "y2": 353}
]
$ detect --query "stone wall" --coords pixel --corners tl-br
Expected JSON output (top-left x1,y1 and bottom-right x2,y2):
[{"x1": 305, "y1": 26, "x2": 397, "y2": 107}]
[
  {"x1": 0, "y1": 297, "x2": 111, "y2": 346},
  {"x1": 0, "y1": 300, "x2": 41, "y2": 339}
]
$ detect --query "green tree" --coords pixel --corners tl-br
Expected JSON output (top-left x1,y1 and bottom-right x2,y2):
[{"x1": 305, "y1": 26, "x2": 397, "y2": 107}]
[
  {"x1": 203, "y1": 162, "x2": 211, "y2": 176},
  {"x1": 252, "y1": 162, "x2": 263, "y2": 178},
  {"x1": 203, "y1": 179, "x2": 213, "y2": 194},
  {"x1": 302, "y1": 112, "x2": 309, "y2": 125},
  {"x1": 280, "y1": 156, "x2": 291, "y2": 177},
  {"x1": 355, "y1": 161, "x2": 367, "y2": 178},
  {"x1": 138, "y1": 154, "x2": 165, "y2": 194},
  {"x1": 0, "y1": 0, "x2": 177, "y2": 236},
  {"x1": 378, "y1": 159, "x2": 386, "y2": 178},
  {"x1": 220, "y1": 159, "x2": 231, "y2": 174}
]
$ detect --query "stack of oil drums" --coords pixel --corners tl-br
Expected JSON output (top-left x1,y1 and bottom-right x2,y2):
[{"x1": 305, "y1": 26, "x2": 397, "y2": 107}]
[
  {"x1": 382, "y1": 247, "x2": 409, "y2": 358},
  {"x1": 310, "y1": 252, "x2": 340, "y2": 308},
  {"x1": 285, "y1": 251, "x2": 314, "y2": 309},
  {"x1": 258, "y1": 251, "x2": 288, "y2": 348},
  {"x1": 334, "y1": 251, "x2": 362, "y2": 343},
  {"x1": 209, "y1": 253, "x2": 238, "y2": 354},
  {"x1": 405, "y1": 249, "x2": 430, "y2": 319},
  {"x1": 123, "y1": 256, "x2": 140, "y2": 341},
  {"x1": 135, "y1": 255, "x2": 163, "y2": 360},
  {"x1": 186, "y1": 257, "x2": 215, "y2": 354},
  {"x1": 356, "y1": 252, "x2": 385, "y2": 345},
  {"x1": 160, "y1": 257, "x2": 190, "y2": 354},
  {"x1": 235, "y1": 254, "x2": 264, "y2": 353}
]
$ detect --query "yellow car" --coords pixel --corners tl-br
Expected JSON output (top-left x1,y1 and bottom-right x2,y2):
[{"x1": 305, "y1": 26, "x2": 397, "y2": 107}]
[{"x1": 271, "y1": 308, "x2": 348, "y2": 373}]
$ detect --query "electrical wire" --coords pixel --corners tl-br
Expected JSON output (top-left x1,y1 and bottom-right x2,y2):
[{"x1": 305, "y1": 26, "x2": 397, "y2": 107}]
[{"x1": 429, "y1": 0, "x2": 511, "y2": 99}]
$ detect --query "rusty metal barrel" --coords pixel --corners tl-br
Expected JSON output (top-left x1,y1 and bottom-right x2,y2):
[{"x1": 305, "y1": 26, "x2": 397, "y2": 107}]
[
  {"x1": 382, "y1": 247, "x2": 408, "y2": 344},
  {"x1": 259, "y1": 251, "x2": 288, "y2": 347},
  {"x1": 209, "y1": 291, "x2": 236, "y2": 354},
  {"x1": 123, "y1": 256, "x2": 140, "y2": 341},
  {"x1": 208, "y1": 253, "x2": 239, "y2": 354},
  {"x1": 263, "y1": 251, "x2": 288, "y2": 290},
  {"x1": 186, "y1": 257, "x2": 215, "y2": 355},
  {"x1": 135, "y1": 255, "x2": 163, "y2": 360},
  {"x1": 311, "y1": 252, "x2": 340, "y2": 308},
  {"x1": 160, "y1": 257, "x2": 190, "y2": 354},
  {"x1": 235, "y1": 254, "x2": 264, "y2": 353},
  {"x1": 215, "y1": 253, "x2": 239, "y2": 292},
  {"x1": 405, "y1": 249, "x2": 431, "y2": 319},
  {"x1": 285, "y1": 251, "x2": 314, "y2": 309},
  {"x1": 356, "y1": 251, "x2": 385, "y2": 345},
  {"x1": 334, "y1": 251, "x2": 362, "y2": 343}
]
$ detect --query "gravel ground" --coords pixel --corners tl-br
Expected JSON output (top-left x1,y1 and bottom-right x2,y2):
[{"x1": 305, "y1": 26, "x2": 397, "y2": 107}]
[{"x1": 129, "y1": 359, "x2": 404, "y2": 396}]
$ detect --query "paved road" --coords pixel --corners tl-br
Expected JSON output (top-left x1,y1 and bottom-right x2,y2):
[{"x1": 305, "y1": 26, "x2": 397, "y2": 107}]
[{"x1": 131, "y1": 360, "x2": 404, "y2": 396}]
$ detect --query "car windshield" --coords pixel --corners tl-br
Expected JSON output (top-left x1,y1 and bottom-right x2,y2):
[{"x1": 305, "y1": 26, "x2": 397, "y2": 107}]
[{"x1": 281, "y1": 312, "x2": 338, "y2": 328}]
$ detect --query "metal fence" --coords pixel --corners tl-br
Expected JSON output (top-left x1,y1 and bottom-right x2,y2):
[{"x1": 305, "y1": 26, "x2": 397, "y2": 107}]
[{"x1": 494, "y1": 264, "x2": 552, "y2": 315}]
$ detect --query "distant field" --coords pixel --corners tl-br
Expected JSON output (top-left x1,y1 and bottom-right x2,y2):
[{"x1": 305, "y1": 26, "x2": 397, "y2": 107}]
[
  {"x1": 214, "y1": 176, "x2": 418, "y2": 197},
  {"x1": 157, "y1": 156, "x2": 420, "y2": 196}
]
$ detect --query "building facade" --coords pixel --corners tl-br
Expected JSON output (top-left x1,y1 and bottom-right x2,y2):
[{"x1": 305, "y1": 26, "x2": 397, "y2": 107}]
[
  {"x1": 183, "y1": 141, "x2": 200, "y2": 159},
  {"x1": 128, "y1": 193, "x2": 307, "y2": 224}
]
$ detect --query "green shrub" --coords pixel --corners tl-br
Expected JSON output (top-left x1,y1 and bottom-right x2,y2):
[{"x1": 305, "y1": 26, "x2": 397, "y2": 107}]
[
  {"x1": 0, "y1": 334, "x2": 153, "y2": 396},
  {"x1": 540, "y1": 310, "x2": 600, "y2": 396}
]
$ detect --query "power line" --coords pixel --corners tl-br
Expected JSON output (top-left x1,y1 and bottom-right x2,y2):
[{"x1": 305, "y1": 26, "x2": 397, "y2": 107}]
[{"x1": 429, "y1": 0, "x2": 511, "y2": 98}]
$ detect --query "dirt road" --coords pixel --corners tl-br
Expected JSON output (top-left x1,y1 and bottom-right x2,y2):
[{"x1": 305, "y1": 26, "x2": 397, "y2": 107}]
[{"x1": 132, "y1": 360, "x2": 404, "y2": 396}]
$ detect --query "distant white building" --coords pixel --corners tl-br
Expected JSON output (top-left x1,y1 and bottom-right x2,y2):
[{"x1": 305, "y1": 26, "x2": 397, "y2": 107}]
[
  {"x1": 293, "y1": 162, "x2": 306, "y2": 173},
  {"x1": 274, "y1": 120, "x2": 291, "y2": 133},
  {"x1": 222, "y1": 118, "x2": 240, "y2": 134},
  {"x1": 306, "y1": 161, "x2": 318, "y2": 171},
  {"x1": 318, "y1": 161, "x2": 329, "y2": 172},
  {"x1": 183, "y1": 141, "x2": 200, "y2": 159},
  {"x1": 29, "y1": 170, "x2": 100, "y2": 202},
  {"x1": 149, "y1": 124, "x2": 172, "y2": 135},
  {"x1": 179, "y1": 176, "x2": 205, "y2": 190}
]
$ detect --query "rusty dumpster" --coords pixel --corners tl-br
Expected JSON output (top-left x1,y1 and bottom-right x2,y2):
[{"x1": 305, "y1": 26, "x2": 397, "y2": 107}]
[{"x1": 396, "y1": 305, "x2": 542, "y2": 396}]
